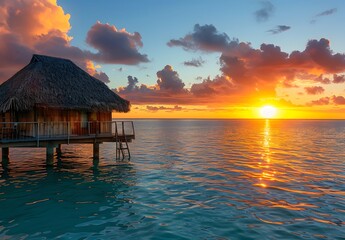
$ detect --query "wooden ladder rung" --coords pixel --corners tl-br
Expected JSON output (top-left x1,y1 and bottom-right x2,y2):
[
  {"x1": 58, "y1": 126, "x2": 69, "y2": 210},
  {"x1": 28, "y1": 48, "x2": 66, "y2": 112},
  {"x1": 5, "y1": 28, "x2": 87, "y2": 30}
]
[{"x1": 115, "y1": 139, "x2": 131, "y2": 160}]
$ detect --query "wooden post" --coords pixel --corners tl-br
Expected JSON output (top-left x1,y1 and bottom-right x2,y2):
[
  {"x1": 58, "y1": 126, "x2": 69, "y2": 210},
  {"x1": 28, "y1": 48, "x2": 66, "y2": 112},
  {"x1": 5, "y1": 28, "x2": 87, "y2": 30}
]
[
  {"x1": 2, "y1": 147, "x2": 9, "y2": 167},
  {"x1": 46, "y1": 144, "x2": 54, "y2": 166},
  {"x1": 93, "y1": 143, "x2": 100, "y2": 167},
  {"x1": 56, "y1": 144, "x2": 62, "y2": 158}
]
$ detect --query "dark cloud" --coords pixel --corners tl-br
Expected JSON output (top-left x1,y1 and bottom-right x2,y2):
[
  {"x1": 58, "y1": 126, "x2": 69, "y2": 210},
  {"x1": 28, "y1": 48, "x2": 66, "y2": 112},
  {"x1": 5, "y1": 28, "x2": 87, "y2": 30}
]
[
  {"x1": 122, "y1": 76, "x2": 139, "y2": 93},
  {"x1": 219, "y1": 42, "x2": 290, "y2": 96},
  {"x1": 0, "y1": 34, "x2": 33, "y2": 81},
  {"x1": 117, "y1": 67, "x2": 189, "y2": 105},
  {"x1": 309, "y1": 97, "x2": 330, "y2": 106},
  {"x1": 183, "y1": 58, "x2": 205, "y2": 67},
  {"x1": 86, "y1": 22, "x2": 149, "y2": 65},
  {"x1": 190, "y1": 76, "x2": 234, "y2": 97},
  {"x1": 315, "y1": 8, "x2": 337, "y2": 17},
  {"x1": 311, "y1": 8, "x2": 337, "y2": 23},
  {"x1": 332, "y1": 95, "x2": 345, "y2": 105},
  {"x1": 333, "y1": 74, "x2": 345, "y2": 84},
  {"x1": 146, "y1": 105, "x2": 183, "y2": 112},
  {"x1": 314, "y1": 74, "x2": 332, "y2": 84},
  {"x1": 268, "y1": 25, "x2": 291, "y2": 34},
  {"x1": 304, "y1": 86, "x2": 324, "y2": 95},
  {"x1": 93, "y1": 71, "x2": 110, "y2": 83},
  {"x1": 309, "y1": 95, "x2": 345, "y2": 106},
  {"x1": 304, "y1": 38, "x2": 345, "y2": 72},
  {"x1": 255, "y1": 1, "x2": 274, "y2": 22},
  {"x1": 167, "y1": 24, "x2": 230, "y2": 52},
  {"x1": 156, "y1": 65, "x2": 185, "y2": 92}
]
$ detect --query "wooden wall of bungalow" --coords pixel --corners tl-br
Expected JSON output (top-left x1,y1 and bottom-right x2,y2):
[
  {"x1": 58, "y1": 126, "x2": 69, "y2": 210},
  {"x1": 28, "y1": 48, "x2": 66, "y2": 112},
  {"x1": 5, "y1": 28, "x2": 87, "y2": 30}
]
[{"x1": 1, "y1": 108, "x2": 112, "y2": 138}]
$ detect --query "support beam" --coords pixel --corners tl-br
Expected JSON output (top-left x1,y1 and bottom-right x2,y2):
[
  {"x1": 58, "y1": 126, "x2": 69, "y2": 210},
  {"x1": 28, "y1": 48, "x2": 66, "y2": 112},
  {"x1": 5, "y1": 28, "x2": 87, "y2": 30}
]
[
  {"x1": 2, "y1": 147, "x2": 9, "y2": 167},
  {"x1": 46, "y1": 145, "x2": 54, "y2": 166},
  {"x1": 56, "y1": 144, "x2": 62, "y2": 158},
  {"x1": 93, "y1": 143, "x2": 100, "y2": 167}
]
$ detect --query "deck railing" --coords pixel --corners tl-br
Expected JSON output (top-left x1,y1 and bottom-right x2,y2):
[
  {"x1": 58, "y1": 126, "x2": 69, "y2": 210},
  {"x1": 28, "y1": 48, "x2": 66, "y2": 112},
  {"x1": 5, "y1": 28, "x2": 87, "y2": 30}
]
[{"x1": 0, "y1": 121, "x2": 135, "y2": 143}]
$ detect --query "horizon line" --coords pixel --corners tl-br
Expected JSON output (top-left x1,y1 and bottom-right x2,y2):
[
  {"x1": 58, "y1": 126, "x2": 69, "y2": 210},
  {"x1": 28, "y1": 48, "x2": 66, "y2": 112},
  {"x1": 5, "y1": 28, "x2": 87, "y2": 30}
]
[{"x1": 113, "y1": 117, "x2": 345, "y2": 121}]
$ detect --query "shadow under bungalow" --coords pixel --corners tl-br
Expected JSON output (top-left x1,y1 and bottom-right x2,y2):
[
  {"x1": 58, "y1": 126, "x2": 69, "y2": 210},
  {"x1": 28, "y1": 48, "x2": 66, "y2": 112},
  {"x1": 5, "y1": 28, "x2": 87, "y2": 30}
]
[{"x1": 0, "y1": 54, "x2": 135, "y2": 167}]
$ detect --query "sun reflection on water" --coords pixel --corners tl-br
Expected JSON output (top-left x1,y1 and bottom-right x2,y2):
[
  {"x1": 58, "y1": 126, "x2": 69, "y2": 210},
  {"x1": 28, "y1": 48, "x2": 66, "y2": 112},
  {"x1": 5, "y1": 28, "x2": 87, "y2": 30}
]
[{"x1": 258, "y1": 120, "x2": 277, "y2": 188}]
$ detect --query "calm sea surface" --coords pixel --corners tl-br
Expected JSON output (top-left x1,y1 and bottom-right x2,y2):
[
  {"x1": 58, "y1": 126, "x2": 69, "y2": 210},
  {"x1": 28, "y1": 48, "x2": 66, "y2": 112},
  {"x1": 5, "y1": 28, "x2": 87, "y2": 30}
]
[{"x1": 0, "y1": 119, "x2": 345, "y2": 239}]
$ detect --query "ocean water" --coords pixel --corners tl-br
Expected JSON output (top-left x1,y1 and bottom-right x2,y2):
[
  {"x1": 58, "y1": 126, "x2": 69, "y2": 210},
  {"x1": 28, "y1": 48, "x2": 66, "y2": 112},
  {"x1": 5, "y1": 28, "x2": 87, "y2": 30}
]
[{"x1": 0, "y1": 119, "x2": 345, "y2": 239}]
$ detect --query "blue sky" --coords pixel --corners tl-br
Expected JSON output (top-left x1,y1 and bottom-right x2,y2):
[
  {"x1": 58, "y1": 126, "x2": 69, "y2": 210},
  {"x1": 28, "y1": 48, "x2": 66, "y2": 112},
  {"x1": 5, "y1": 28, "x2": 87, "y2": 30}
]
[
  {"x1": 58, "y1": 0, "x2": 345, "y2": 88},
  {"x1": 1, "y1": 0, "x2": 345, "y2": 118}
]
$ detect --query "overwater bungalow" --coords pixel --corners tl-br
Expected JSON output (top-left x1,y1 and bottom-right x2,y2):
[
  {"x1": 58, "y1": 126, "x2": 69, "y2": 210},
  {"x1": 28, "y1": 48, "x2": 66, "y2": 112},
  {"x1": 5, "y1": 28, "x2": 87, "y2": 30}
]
[{"x1": 0, "y1": 54, "x2": 135, "y2": 166}]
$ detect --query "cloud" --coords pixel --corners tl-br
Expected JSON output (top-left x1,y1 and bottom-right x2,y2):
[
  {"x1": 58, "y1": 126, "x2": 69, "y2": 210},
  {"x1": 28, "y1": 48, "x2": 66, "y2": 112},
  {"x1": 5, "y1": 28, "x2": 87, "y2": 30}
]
[
  {"x1": 0, "y1": 0, "x2": 71, "y2": 44},
  {"x1": 86, "y1": 22, "x2": 149, "y2": 65},
  {"x1": 268, "y1": 25, "x2": 291, "y2": 34},
  {"x1": 309, "y1": 97, "x2": 330, "y2": 106},
  {"x1": 183, "y1": 58, "x2": 205, "y2": 67},
  {"x1": 0, "y1": 0, "x2": 72, "y2": 80},
  {"x1": 332, "y1": 74, "x2": 345, "y2": 84},
  {"x1": 309, "y1": 95, "x2": 345, "y2": 106},
  {"x1": 168, "y1": 24, "x2": 345, "y2": 102},
  {"x1": 156, "y1": 65, "x2": 186, "y2": 92},
  {"x1": 304, "y1": 86, "x2": 324, "y2": 95},
  {"x1": 302, "y1": 38, "x2": 345, "y2": 72},
  {"x1": 0, "y1": 0, "x2": 148, "y2": 83},
  {"x1": 120, "y1": 76, "x2": 139, "y2": 93},
  {"x1": 167, "y1": 24, "x2": 230, "y2": 52},
  {"x1": 117, "y1": 67, "x2": 190, "y2": 105},
  {"x1": 314, "y1": 74, "x2": 332, "y2": 84},
  {"x1": 121, "y1": 28, "x2": 345, "y2": 107},
  {"x1": 190, "y1": 76, "x2": 235, "y2": 97},
  {"x1": 85, "y1": 60, "x2": 110, "y2": 83},
  {"x1": 219, "y1": 42, "x2": 290, "y2": 96},
  {"x1": 332, "y1": 95, "x2": 345, "y2": 105},
  {"x1": 315, "y1": 8, "x2": 337, "y2": 17},
  {"x1": 255, "y1": 1, "x2": 274, "y2": 22},
  {"x1": 146, "y1": 105, "x2": 183, "y2": 112},
  {"x1": 311, "y1": 8, "x2": 337, "y2": 23}
]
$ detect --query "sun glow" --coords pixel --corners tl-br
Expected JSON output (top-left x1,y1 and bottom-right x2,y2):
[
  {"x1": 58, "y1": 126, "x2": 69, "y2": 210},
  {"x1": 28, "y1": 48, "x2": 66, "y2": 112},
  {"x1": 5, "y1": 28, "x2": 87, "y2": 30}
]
[{"x1": 260, "y1": 105, "x2": 277, "y2": 119}]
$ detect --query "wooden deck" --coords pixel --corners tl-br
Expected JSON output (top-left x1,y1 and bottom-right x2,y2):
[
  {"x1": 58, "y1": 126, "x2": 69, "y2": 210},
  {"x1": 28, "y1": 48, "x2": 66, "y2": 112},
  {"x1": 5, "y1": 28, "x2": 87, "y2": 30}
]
[
  {"x1": 0, "y1": 121, "x2": 135, "y2": 147},
  {"x1": 1, "y1": 121, "x2": 135, "y2": 163},
  {"x1": 0, "y1": 134, "x2": 135, "y2": 147}
]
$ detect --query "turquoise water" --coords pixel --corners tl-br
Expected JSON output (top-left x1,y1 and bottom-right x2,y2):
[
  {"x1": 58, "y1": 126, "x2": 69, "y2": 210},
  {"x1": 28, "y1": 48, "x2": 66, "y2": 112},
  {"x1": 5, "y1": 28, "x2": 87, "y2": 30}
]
[{"x1": 1, "y1": 119, "x2": 345, "y2": 239}]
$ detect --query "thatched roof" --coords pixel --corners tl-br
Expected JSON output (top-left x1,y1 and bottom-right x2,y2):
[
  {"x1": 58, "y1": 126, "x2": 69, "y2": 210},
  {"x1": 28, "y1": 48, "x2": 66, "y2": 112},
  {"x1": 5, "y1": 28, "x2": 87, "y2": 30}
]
[{"x1": 0, "y1": 54, "x2": 130, "y2": 113}]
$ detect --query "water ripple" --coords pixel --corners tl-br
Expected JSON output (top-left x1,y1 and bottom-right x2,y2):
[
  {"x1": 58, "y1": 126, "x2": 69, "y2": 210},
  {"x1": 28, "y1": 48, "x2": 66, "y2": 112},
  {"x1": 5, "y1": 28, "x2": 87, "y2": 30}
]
[{"x1": 0, "y1": 120, "x2": 345, "y2": 239}]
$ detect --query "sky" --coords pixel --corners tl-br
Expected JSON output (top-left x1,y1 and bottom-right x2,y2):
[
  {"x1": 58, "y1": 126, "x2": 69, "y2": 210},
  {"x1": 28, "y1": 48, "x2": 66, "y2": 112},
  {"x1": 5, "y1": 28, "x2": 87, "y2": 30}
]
[{"x1": 1, "y1": 0, "x2": 345, "y2": 119}]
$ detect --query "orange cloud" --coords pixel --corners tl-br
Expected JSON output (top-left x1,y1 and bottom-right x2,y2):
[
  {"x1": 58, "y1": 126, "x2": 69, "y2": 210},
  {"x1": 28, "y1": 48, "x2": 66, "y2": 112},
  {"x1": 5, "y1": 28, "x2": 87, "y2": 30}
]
[
  {"x1": 1, "y1": 0, "x2": 71, "y2": 44},
  {"x1": 0, "y1": 0, "x2": 148, "y2": 84},
  {"x1": 304, "y1": 86, "x2": 325, "y2": 95},
  {"x1": 85, "y1": 60, "x2": 109, "y2": 83},
  {"x1": 146, "y1": 105, "x2": 183, "y2": 112},
  {"x1": 117, "y1": 23, "x2": 345, "y2": 108},
  {"x1": 309, "y1": 95, "x2": 345, "y2": 106},
  {"x1": 167, "y1": 24, "x2": 345, "y2": 107}
]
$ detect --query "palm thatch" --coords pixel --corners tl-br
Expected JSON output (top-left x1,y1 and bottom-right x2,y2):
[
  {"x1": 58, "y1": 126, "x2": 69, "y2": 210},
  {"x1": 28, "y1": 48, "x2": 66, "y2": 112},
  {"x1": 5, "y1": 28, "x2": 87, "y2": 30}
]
[{"x1": 0, "y1": 54, "x2": 130, "y2": 113}]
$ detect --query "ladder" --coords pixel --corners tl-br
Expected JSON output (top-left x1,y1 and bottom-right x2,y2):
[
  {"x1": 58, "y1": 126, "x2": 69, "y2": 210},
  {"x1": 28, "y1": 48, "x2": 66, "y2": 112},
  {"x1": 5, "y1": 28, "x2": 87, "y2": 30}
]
[
  {"x1": 116, "y1": 138, "x2": 131, "y2": 160},
  {"x1": 114, "y1": 121, "x2": 133, "y2": 160}
]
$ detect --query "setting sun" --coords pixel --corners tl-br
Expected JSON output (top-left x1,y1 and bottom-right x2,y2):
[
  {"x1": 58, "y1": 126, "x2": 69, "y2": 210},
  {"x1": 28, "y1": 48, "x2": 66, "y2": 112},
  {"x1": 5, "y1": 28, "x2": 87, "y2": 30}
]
[{"x1": 260, "y1": 106, "x2": 277, "y2": 119}]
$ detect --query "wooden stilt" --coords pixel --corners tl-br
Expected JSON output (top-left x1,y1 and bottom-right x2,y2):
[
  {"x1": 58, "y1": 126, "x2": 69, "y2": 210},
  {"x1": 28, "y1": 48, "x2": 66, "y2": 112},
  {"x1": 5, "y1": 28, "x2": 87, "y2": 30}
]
[
  {"x1": 2, "y1": 147, "x2": 9, "y2": 167},
  {"x1": 46, "y1": 145, "x2": 54, "y2": 166},
  {"x1": 56, "y1": 144, "x2": 62, "y2": 158},
  {"x1": 93, "y1": 143, "x2": 100, "y2": 167},
  {"x1": 93, "y1": 143, "x2": 100, "y2": 161}
]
